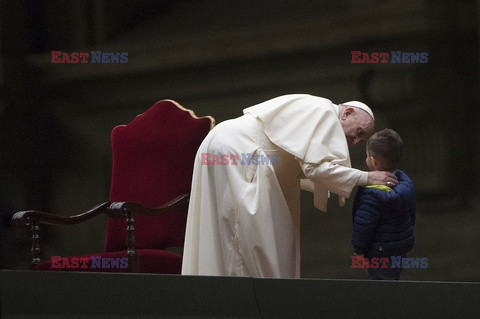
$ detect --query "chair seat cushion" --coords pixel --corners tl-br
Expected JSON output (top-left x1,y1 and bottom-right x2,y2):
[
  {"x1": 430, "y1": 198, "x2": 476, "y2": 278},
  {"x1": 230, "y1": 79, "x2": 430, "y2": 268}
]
[{"x1": 36, "y1": 249, "x2": 182, "y2": 274}]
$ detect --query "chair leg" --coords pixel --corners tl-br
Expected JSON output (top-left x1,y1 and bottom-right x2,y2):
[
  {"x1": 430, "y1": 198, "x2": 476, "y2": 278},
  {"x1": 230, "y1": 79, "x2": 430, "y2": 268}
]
[
  {"x1": 127, "y1": 254, "x2": 139, "y2": 272},
  {"x1": 30, "y1": 221, "x2": 41, "y2": 270},
  {"x1": 126, "y1": 210, "x2": 138, "y2": 272}
]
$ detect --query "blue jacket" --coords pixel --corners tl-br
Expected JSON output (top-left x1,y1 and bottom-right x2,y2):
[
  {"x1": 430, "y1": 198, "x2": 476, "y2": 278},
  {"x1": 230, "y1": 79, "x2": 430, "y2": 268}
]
[{"x1": 352, "y1": 170, "x2": 416, "y2": 256}]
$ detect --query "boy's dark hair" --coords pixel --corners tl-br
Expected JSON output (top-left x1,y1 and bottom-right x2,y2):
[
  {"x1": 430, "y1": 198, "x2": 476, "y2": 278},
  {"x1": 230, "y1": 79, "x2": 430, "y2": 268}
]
[{"x1": 367, "y1": 129, "x2": 403, "y2": 170}]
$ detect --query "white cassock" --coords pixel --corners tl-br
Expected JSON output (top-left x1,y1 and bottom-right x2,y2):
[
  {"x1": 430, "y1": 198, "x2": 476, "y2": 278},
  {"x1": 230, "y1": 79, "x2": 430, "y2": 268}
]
[{"x1": 181, "y1": 94, "x2": 368, "y2": 278}]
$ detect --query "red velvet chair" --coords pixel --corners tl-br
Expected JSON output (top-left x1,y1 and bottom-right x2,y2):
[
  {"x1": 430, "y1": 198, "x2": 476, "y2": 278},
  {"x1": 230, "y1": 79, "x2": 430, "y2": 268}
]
[{"x1": 13, "y1": 100, "x2": 214, "y2": 273}]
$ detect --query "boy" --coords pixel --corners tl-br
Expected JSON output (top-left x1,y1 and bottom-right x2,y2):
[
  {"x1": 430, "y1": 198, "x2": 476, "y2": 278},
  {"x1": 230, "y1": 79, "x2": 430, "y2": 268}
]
[{"x1": 351, "y1": 129, "x2": 416, "y2": 280}]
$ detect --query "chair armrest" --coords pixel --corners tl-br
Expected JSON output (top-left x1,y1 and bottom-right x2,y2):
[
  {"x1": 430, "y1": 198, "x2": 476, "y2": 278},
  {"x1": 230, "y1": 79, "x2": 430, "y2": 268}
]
[
  {"x1": 107, "y1": 194, "x2": 189, "y2": 217},
  {"x1": 12, "y1": 202, "x2": 111, "y2": 227},
  {"x1": 11, "y1": 202, "x2": 111, "y2": 269}
]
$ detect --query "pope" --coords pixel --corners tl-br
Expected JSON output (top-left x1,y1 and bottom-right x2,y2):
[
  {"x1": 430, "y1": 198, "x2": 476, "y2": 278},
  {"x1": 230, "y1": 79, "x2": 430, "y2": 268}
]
[{"x1": 181, "y1": 94, "x2": 397, "y2": 278}]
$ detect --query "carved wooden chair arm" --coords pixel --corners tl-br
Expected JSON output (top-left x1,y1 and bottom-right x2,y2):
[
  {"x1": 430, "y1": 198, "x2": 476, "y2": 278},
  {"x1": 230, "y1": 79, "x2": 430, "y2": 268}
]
[
  {"x1": 12, "y1": 202, "x2": 111, "y2": 227},
  {"x1": 12, "y1": 202, "x2": 110, "y2": 269},
  {"x1": 107, "y1": 194, "x2": 190, "y2": 217}
]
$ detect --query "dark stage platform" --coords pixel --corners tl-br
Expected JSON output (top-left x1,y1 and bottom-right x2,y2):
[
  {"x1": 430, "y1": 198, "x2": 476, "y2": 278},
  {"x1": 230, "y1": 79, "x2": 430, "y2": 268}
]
[{"x1": 1, "y1": 270, "x2": 479, "y2": 318}]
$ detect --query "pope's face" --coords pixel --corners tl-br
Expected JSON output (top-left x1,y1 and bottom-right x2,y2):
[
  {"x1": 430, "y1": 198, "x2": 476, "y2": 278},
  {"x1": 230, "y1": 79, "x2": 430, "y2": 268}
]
[{"x1": 340, "y1": 107, "x2": 375, "y2": 146}]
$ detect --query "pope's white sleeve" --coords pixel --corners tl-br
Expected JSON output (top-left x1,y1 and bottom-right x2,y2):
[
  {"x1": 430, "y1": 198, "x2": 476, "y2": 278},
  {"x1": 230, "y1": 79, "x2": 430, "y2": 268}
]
[{"x1": 300, "y1": 161, "x2": 368, "y2": 198}]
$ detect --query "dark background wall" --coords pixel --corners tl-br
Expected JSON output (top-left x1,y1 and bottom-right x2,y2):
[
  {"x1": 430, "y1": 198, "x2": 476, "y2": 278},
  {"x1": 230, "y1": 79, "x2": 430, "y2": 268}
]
[{"x1": 0, "y1": 0, "x2": 479, "y2": 281}]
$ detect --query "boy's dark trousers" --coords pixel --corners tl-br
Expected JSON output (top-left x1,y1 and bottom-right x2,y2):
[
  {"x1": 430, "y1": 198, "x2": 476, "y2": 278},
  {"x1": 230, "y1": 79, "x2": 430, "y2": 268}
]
[{"x1": 365, "y1": 253, "x2": 406, "y2": 280}]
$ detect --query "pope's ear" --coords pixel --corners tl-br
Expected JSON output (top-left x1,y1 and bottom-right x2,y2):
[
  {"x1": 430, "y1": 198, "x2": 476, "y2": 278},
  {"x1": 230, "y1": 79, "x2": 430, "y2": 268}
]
[{"x1": 341, "y1": 106, "x2": 355, "y2": 119}]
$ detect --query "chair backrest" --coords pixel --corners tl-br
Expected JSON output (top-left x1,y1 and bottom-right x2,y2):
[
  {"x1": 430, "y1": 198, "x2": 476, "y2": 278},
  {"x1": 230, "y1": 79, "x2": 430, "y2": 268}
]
[{"x1": 104, "y1": 100, "x2": 213, "y2": 252}]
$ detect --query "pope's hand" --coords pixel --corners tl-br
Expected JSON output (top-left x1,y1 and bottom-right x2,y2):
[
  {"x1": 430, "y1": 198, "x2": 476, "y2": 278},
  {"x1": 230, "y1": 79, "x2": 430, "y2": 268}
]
[{"x1": 367, "y1": 171, "x2": 398, "y2": 187}]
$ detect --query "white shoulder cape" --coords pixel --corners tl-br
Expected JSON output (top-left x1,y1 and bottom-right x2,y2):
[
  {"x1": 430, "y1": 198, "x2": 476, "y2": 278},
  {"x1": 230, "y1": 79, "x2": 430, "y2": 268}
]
[{"x1": 243, "y1": 94, "x2": 351, "y2": 211}]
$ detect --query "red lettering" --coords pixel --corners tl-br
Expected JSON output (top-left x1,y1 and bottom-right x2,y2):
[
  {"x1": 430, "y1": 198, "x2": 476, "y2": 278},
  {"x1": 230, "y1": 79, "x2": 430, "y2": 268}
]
[
  {"x1": 230, "y1": 155, "x2": 239, "y2": 165},
  {"x1": 370, "y1": 52, "x2": 379, "y2": 63},
  {"x1": 70, "y1": 257, "x2": 79, "y2": 268},
  {"x1": 60, "y1": 257, "x2": 70, "y2": 268},
  {"x1": 211, "y1": 155, "x2": 221, "y2": 165},
  {"x1": 362, "y1": 257, "x2": 372, "y2": 268},
  {"x1": 351, "y1": 256, "x2": 363, "y2": 268},
  {"x1": 61, "y1": 52, "x2": 71, "y2": 63},
  {"x1": 380, "y1": 257, "x2": 389, "y2": 268},
  {"x1": 351, "y1": 51, "x2": 362, "y2": 63},
  {"x1": 201, "y1": 153, "x2": 210, "y2": 165},
  {"x1": 221, "y1": 154, "x2": 229, "y2": 165},
  {"x1": 51, "y1": 51, "x2": 62, "y2": 63},
  {"x1": 70, "y1": 52, "x2": 79, "y2": 63},
  {"x1": 79, "y1": 52, "x2": 89, "y2": 63},
  {"x1": 80, "y1": 257, "x2": 89, "y2": 268},
  {"x1": 379, "y1": 52, "x2": 389, "y2": 63},
  {"x1": 361, "y1": 52, "x2": 371, "y2": 63},
  {"x1": 51, "y1": 256, "x2": 62, "y2": 268}
]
